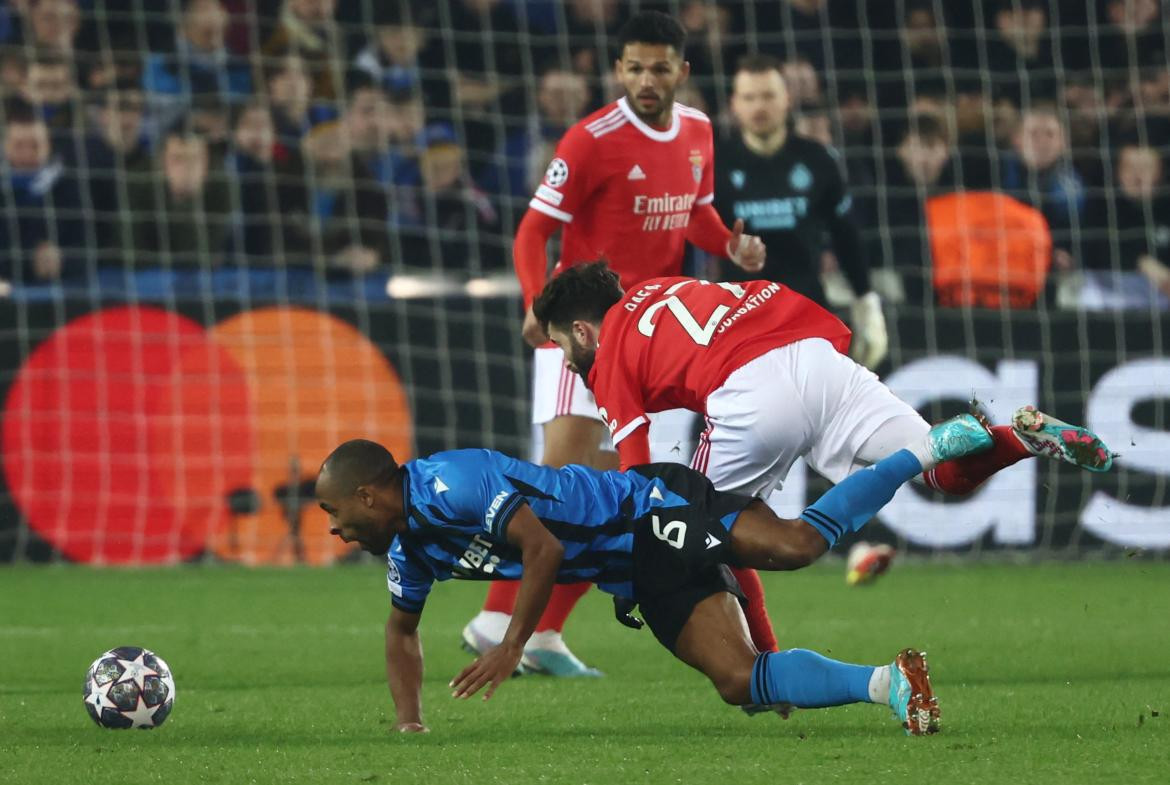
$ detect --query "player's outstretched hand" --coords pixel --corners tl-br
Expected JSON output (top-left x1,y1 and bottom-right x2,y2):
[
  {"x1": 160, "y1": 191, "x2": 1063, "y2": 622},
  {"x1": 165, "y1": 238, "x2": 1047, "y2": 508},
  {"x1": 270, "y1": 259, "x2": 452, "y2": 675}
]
[
  {"x1": 726, "y1": 219, "x2": 766, "y2": 273},
  {"x1": 395, "y1": 722, "x2": 430, "y2": 733},
  {"x1": 521, "y1": 305, "x2": 550, "y2": 348},
  {"x1": 449, "y1": 641, "x2": 523, "y2": 701}
]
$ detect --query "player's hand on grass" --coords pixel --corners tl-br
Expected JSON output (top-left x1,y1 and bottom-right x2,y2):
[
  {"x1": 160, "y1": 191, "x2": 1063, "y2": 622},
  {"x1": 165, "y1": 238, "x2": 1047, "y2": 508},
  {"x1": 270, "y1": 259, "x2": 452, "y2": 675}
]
[
  {"x1": 395, "y1": 721, "x2": 429, "y2": 733},
  {"x1": 726, "y1": 219, "x2": 765, "y2": 273},
  {"x1": 521, "y1": 305, "x2": 549, "y2": 347},
  {"x1": 449, "y1": 641, "x2": 523, "y2": 700}
]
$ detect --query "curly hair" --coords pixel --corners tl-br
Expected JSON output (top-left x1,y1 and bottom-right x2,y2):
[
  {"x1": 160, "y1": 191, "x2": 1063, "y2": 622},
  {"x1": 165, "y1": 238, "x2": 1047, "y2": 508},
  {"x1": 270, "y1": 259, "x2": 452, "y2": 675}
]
[
  {"x1": 532, "y1": 261, "x2": 624, "y2": 334},
  {"x1": 617, "y1": 11, "x2": 686, "y2": 57}
]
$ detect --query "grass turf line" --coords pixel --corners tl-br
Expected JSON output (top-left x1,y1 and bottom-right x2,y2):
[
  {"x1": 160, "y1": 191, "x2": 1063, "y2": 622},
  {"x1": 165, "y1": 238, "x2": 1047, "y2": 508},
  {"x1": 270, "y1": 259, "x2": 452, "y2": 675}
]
[{"x1": 1, "y1": 562, "x2": 1167, "y2": 785}]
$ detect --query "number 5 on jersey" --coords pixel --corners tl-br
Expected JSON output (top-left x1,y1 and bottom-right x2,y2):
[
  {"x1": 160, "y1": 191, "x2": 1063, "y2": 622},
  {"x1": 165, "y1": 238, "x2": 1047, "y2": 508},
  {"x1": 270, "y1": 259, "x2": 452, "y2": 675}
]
[{"x1": 651, "y1": 514, "x2": 687, "y2": 549}]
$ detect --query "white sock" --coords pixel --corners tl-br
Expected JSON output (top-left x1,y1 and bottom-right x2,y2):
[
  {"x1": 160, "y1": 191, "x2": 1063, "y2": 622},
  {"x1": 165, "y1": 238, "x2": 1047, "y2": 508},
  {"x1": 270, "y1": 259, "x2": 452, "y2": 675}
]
[
  {"x1": 524, "y1": 629, "x2": 569, "y2": 653},
  {"x1": 470, "y1": 610, "x2": 510, "y2": 644},
  {"x1": 868, "y1": 665, "x2": 892, "y2": 704},
  {"x1": 909, "y1": 433, "x2": 937, "y2": 472}
]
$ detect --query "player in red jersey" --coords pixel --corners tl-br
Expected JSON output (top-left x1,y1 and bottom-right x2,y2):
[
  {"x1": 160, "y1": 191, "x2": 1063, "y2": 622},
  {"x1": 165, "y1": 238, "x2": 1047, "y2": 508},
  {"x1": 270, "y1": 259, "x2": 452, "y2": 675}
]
[
  {"x1": 532, "y1": 263, "x2": 1113, "y2": 578},
  {"x1": 461, "y1": 12, "x2": 770, "y2": 675}
]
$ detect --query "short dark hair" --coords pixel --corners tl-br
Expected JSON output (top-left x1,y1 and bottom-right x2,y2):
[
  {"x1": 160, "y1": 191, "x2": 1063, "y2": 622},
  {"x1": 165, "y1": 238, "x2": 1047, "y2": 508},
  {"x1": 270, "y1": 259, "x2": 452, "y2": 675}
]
[
  {"x1": 616, "y1": 11, "x2": 686, "y2": 57},
  {"x1": 735, "y1": 53, "x2": 783, "y2": 77},
  {"x1": 533, "y1": 261, "x2": 624, "y2": 334},
  {"x1": 321, "y1": 439, "x2": 400, "y2": 494},
  {"x1": 900, "y1": 113, "x2": 948, "y2": 146},
  {"x1": 3, "y1": 97, "x2": 42, "y2": 127}
]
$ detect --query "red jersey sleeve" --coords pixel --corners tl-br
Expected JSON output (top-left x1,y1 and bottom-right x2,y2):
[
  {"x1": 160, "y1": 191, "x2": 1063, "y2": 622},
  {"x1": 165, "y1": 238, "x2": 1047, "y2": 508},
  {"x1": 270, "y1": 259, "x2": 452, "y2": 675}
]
[
  {"x1": 513, "y1": 209, "x2": 561, "y2": 308},
  {"x1": 615, "y1": 426, "x2": 650, "y2": 471},
  {"x1": 527, "y1": 124, "x2": 598, "y2": 224},
  {"x1": 591, "y1": 364, "x2": 650, "y2": 470}
]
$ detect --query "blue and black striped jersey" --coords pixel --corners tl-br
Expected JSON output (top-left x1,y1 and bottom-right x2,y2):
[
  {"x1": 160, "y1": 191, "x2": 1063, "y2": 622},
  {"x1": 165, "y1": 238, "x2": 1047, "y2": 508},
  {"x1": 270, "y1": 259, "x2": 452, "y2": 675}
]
[{"x1": 385, "y1": 449, "x2": 693, "y2": 613}]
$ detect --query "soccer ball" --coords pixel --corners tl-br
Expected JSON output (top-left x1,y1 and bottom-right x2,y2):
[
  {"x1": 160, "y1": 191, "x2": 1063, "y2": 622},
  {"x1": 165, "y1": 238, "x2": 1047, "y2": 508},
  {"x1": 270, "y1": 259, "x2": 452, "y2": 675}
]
[{"x1": 83, "y1": 646, "x2": 175, "y2": 729}]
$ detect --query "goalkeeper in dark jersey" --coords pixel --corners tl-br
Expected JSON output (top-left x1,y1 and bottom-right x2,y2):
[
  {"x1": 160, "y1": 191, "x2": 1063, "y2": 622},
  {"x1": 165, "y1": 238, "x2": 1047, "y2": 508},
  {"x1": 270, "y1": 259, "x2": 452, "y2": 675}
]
[
  {"x1": 713, "y1": 54, "x2": 887, "y2": 371},
  {"x1": 313, "y1": 419, "x2": 1007, "y2": 737}
]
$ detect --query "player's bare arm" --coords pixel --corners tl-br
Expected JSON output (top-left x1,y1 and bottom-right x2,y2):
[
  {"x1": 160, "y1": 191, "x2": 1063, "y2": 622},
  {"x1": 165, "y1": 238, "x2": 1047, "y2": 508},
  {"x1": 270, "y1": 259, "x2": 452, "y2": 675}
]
[
  {"x1": 450, "y1": 504, "x2": 564, "y2": 700},
  {"x1": 384, "y1": 607, "x2": 427, "y2": 733}
]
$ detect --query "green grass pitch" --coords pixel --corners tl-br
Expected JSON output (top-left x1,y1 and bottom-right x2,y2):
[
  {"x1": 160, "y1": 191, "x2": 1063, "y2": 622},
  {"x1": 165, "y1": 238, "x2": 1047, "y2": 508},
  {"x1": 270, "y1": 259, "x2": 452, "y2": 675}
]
[{"x1": 2, "y1": 562, "x2": 1167, "y2": 784}]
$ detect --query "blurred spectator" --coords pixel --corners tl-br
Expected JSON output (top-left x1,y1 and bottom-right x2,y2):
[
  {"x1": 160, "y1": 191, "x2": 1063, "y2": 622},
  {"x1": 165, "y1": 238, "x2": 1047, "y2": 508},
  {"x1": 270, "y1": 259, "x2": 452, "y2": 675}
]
[
  {"x1": 127, "y1": 125, "x2": 230, "y2": 267},
  {"x1": 444, "y1": 0, "x2": 527, "y2": 180},
  {"x1": 301, "y1": 120, "x2": 388, "y2": 274},
  {"x1": 0, "y1": 46, "x2": 27, "y2": 96},
  {"x1": 754, "y1": 0, "x2": 861, "y2": 73},
  {"x1": 20, "y1": 52, "x2": 78, "y2": 133},
  {"x1": 1001, "y1": 103, "x2": 1084, "y2": 268},
  {"x1": 983, "y1": 0, "x2": 1056, "y2": 102},
  {"x1": 537, "y1": 0, "x2": 621, "y2": 94},
  {"x1": 78, "y1": 81, "x2": 149, "y2": 266},
  {"x1": 873, "y1": 2, "x2": 948, "y2": 111},
  {"x1": 383, "y1": 88, "x2": 425, "y2": 188},
  {"x1": 447, "y1": 0, "x2": 524, "y2": 116},
  {"x1": 793, "y1": 100, "x2": 832, "y2": 147},
  {"x1": 351, "y1": 3, "x2": 447, "y2": 108},
  {"x1": 1096, "y1": 0, "x2": 1168, "y2": 75},
  {"x1": 951, "y1": 77, "x2": 996, "y2": 190},
  {"x1": 188, "y1": 92, "x2": 232, "y2": 160},
  {"x1": 836, "y1": 82, "x2": 880, "y2": 229},
  {"x1": 1112, "y1": 65, "x2": 1170, "y2": 143},
  {"x1": 0, "y1": 98, "x2": 87, "y2": 283},
  {"x1": 225, "y1": 98, "x2": 310, "y2": 265},
  {"x1": 399, "y1": 125, "x2": 501, "y2": 271},
  {"x1": 678, "y1": 0, "x2": 739, "y2": 113},
  {"x1": 261, "y1": 0, "x2": 343, "y2": 103},
  {"x1": 25, "y1": 0, "x2": 80, "y2": 56},
  {"x1": 878, "y1": 114, "x2": 955, "y2": 300},
  {"x1": 1083, "y1": 142, "x2": 1170, "y2": 282},
  {"x1": 342, "y1": 70, "x2": 394, "y2": 185},
  {"x1": 261, "y1": 51, "x2": 322, "y2": 156},
  {"x1": 1062, "y1": 73, "x2": 1108, "y2": 184},
  {"x1": 143, "y1": 0, "x2": 252, "y2": 104},
  {"x1": 779, "y1": 57, "x2": 821, "y2": 107},
  {"x1": 0, "y1": 2, "x2": 26, "y2": 46},
  {"x1": 497, "y1": 67, "x2": 588, "y2": 201}
]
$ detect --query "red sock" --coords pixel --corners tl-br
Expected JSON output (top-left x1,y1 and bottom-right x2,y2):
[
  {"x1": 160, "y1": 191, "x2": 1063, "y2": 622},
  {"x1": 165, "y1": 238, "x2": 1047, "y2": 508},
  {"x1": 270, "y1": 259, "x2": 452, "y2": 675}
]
[
  {"x1": 729, "y1": 566, "x2": 778, "y2": 653},
  {"x1": 535, "y1": 582, "x2": 592, "y2": 632},
  {"x1": 482, "y1": 580, "x2": 520, "y2": 614},
  {"x1": 923, "y1": 425, "x2": 1032, "y2": 495}
]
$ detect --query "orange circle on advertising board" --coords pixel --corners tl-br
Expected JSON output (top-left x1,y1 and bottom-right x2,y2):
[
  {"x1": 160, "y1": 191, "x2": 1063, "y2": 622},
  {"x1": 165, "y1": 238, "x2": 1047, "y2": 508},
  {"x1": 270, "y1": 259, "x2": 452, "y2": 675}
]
[{"x1": 207, "y1": 307, "x2": 413, "y2": 565}]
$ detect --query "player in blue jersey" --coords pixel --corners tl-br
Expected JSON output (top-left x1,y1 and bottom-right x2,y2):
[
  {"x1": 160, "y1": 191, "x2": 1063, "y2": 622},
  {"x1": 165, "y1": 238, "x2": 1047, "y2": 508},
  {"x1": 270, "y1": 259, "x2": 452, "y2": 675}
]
[{"x1": 315, "y1": 417, "x2": 993, "y2": 736}]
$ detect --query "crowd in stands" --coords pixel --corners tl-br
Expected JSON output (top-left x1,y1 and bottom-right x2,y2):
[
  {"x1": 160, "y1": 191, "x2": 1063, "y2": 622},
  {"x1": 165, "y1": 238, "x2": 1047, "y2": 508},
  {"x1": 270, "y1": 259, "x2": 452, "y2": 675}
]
[{"x1": 0, "y1": 0, "x2": 1167, "y2": 310}]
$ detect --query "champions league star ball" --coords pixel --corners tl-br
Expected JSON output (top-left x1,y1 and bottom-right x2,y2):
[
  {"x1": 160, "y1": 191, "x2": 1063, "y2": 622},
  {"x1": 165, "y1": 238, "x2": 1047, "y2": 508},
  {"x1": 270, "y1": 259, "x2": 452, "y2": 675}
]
[{"x1": 83, "y1": 647, "x2": 175, "y2": 729}]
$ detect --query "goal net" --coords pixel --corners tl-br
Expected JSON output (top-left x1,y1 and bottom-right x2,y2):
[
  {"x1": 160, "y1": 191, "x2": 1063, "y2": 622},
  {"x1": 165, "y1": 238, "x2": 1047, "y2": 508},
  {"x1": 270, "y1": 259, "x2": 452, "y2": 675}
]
[{"x1": 0, "y1": 1, "x2": 1166, "y2": 564}]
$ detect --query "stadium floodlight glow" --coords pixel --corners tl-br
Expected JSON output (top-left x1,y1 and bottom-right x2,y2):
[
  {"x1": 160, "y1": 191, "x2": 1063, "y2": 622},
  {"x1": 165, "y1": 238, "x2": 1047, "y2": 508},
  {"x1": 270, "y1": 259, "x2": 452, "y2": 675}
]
[
  {"x1": 385, "y1": 275, "x2": 462, "y2": 299},
  {"x1": 465, "y1": 276, "x2": 522, "y2": 298}
]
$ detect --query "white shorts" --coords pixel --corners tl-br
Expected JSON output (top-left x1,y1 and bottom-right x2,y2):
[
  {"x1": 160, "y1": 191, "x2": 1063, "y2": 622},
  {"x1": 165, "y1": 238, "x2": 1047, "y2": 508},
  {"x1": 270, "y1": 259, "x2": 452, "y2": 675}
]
[
  {"x1": 530, "y1": 346, "x2": 696, "y2": 464},
  {"x1": 691, "y1": 338, "x2": 922, "y2": 498}
]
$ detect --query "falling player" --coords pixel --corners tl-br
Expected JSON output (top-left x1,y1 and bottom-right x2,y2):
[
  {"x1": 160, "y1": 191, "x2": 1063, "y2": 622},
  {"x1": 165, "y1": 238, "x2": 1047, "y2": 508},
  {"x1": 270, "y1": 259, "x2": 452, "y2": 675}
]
[
  {"x1": 531, "y1": 263, "x2": 1113, "y2": 563},
  {"x1": 462, "y1": 11, "x2": 773, "y2": 674},
  {"x1": 316, "y1": 418, "x2": 996, "y2": 734}
]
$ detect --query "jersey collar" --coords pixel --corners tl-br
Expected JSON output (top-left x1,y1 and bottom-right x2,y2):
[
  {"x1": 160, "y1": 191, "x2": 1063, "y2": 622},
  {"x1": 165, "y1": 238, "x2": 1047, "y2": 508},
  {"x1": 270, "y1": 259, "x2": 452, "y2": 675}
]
[{"x1": 617, "y1": 96, "x2": 681, "y2": 142}]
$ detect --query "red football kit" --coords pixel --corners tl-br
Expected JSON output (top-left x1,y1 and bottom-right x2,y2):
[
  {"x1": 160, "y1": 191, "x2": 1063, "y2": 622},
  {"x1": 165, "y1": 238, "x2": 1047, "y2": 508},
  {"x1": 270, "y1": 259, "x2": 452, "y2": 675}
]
[
  {"x1": 515, "y1": 96, "x2": 734, "y2": 307},
  {"x1": 587, "y1": 277, "x2": 853, "y2": 469}
]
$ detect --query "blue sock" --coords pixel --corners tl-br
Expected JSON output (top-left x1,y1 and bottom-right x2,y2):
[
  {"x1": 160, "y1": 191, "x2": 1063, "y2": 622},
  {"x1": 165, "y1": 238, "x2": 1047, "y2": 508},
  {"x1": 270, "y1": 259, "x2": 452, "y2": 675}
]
[
  {"x1": 799, "y1": 448, "x2": 923, "y2": 548},
  {"x1": 750, "y1": 649, "x2": 876, "y2": 708}
]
